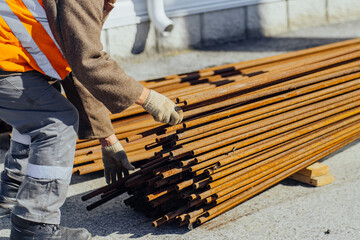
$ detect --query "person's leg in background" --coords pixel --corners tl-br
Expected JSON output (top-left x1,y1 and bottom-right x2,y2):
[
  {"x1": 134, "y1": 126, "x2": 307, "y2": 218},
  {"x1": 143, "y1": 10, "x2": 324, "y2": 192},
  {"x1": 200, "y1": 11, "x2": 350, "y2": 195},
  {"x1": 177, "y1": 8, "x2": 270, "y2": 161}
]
[
  {"x1": 0, "y1": 81, "x2": 62, "y2": 216},
  {"x1": 0, "y1": 71, "x2": 91, "y2": 239},
  {"x1": 0, "y1": 128, "x2": 30, "y2": 216}
]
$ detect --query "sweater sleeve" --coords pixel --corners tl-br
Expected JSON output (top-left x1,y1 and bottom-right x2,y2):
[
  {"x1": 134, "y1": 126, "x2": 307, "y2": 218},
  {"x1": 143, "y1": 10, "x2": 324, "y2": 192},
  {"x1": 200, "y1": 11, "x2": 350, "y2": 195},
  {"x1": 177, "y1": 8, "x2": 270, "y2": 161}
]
[
  {"x1": 61, "y1": 73, "x2": 115, "y2": 140},
  {"x1": 43, "y1": 0, "x2": 144, "y2": 114}
]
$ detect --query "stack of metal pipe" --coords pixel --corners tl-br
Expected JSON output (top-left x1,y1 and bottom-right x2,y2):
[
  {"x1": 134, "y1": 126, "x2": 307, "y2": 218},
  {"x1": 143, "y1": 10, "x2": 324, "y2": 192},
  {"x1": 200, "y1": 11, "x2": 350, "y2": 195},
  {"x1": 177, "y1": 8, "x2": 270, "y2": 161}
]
[{"x1": 81, "y1": 38, "x2": 360, "y2": 227}]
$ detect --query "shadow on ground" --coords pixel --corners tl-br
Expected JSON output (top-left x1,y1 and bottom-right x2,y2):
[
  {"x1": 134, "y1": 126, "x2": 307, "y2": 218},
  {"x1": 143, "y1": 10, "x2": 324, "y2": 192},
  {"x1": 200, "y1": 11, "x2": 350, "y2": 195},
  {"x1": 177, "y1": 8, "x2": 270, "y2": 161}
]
[{"x1": 62, "y1": 190, "x2": 189, "y2": 238}]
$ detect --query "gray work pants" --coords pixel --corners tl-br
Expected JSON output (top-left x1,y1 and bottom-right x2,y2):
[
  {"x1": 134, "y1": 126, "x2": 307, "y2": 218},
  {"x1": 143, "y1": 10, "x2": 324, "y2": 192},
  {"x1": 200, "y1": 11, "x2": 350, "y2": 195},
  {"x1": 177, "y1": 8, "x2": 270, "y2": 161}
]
[{"x1": 0, "y1": 71, "x2": 79, "y2": 224}]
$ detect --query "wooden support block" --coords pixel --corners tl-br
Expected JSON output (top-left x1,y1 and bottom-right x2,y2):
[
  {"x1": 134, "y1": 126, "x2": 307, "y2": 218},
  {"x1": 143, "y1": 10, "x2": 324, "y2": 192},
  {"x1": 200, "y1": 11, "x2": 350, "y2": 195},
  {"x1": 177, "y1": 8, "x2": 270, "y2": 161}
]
[
  {"x1": 296, "y1": 162, "x2": 329, "y2": 177},
  {"x1": 289, "y1": 173, "x2": 334, "y2": 187}
]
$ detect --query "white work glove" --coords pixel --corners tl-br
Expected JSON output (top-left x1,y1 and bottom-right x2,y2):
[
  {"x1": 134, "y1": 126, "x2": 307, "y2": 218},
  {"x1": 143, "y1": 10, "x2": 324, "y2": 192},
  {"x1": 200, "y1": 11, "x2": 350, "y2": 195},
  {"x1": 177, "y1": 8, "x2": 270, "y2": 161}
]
[
  {"x1": 101, "y1": 140, "x2": 135, "y2": 184},
  {"x1": 142, "y1": 90, "x2": 183, "y2": 125}
]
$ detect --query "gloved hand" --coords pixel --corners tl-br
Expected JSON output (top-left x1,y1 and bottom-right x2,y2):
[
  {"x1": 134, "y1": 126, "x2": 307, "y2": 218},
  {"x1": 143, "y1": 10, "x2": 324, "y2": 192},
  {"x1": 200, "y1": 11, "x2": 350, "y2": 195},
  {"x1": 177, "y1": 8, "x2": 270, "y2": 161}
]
[
  {"x1": 142, "y1": 90, "x2": 183, "y2": 125},
  {"x1": 101, "y1": 140, "x2": 135, "y2": 184}
]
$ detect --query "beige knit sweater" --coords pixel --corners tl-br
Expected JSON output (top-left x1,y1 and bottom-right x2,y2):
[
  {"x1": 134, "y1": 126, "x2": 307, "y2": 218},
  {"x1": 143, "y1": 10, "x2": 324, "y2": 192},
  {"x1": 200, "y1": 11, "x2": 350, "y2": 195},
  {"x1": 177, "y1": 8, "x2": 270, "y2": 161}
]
[{"x1": 43, "y1": 0, "x2": 144, "y2": 139}]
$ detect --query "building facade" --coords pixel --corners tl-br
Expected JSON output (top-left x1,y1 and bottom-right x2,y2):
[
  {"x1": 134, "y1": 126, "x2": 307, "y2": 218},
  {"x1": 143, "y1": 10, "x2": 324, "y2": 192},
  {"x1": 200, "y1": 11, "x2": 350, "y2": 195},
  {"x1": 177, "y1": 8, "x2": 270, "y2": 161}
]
[{"x1": 103, "y1": 0, "x2": 360, "y2": 58}]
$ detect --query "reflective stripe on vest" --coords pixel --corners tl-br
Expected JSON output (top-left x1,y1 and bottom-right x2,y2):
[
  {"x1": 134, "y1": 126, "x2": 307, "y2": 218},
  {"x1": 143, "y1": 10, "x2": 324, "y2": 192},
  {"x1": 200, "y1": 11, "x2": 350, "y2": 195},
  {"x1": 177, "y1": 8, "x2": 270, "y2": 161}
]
[{"x1": 0, "y1": 0, "x2": 70, "y2": 80}]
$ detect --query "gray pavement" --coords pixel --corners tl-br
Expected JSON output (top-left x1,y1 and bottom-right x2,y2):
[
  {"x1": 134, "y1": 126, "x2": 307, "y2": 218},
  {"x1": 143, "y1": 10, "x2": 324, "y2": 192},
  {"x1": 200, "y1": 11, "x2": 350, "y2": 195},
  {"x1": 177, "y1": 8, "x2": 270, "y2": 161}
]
[{"x1": 1, "y1": 21, "x2": 360, "y2": 239}]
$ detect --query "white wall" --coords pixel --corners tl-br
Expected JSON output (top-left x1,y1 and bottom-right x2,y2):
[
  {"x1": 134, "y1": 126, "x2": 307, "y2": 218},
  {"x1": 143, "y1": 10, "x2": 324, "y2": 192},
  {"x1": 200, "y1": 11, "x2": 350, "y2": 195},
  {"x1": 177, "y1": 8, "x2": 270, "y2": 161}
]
[
  {"x1": 104, "y1": 0, "x2": 282, "y2": 29},
  {"x1": 102, "y1": 0, "x2": 360, "y2": 58}
]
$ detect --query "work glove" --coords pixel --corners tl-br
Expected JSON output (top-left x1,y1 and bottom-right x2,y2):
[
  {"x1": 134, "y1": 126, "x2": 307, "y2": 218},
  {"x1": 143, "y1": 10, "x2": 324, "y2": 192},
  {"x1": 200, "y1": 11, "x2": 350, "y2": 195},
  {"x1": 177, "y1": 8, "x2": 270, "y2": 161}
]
[
  {"x1": 101, "y1": 140, "x2": 135, "y2": 184},
  {"x1": 142, "y1": 90, "x2": 183, "y2": 125}
]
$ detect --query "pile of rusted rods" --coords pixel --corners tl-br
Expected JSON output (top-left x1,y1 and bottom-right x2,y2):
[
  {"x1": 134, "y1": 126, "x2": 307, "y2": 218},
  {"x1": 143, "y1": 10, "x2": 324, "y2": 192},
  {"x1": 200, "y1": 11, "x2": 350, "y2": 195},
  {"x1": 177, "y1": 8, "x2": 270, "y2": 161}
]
[
  {"x1": 73, "y1": 38, "x2": 360, "y2": 175},
  {"x1": 82, "y1": 38, "x2": 360, "y2": 227}
]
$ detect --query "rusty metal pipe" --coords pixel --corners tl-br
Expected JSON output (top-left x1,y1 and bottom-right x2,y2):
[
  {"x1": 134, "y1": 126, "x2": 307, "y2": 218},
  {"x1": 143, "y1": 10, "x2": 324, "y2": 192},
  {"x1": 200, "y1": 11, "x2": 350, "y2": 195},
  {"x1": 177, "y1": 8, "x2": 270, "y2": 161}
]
[
  {"x1": 182, "y1": 67, "x2": 360, "y2": 129},
  {"x1": 176, "y1": 89, "x2": 360, "y2": 149},
  {"x1": 181, "y1": 82, "x2": 360, "y2": 146},
  {"x1": 240, "y1": 44, "x2": 360, "y2": 74},
  {"x1": 82, "y1": 39, "x2": 360, "y2": 224},
  {"x1": 193, "y1": 105, "x2": 360, "y2": 175},
  {"x1": 191, "y1": 101, "x2": 360, "y2": 158},
  {"x1": 182, "y1": 60, "x2": 360, "y2": 119},
  {"x1": 206, "y1": 122, "x2": 360, "y2": 196},
  {"x1": 146, "y1": 185, "x2": 176, "y2": 202},
  {"x1": 196, "y1": 131, "x2": 360, "y2": 225},
  {"x1": 196, "y1": 128, "x2": 340, "y2": 199},
  {"x1": 145, "y1": 38, "x2": 360, "y2": 89},
  {"x1": 179, "y1": 50, "x2": 360, "y2": 105},
  {"x1": 176, "y1": 178, "x2": 197, "y2": 191},
  {"x1": 144, "y1": 38, "x2": 360, "y2": 91},
  {"x1": 172, "y1": 96, "x2": 360, "y2": 158},
  {"x1": 208, "y1": 138, "x2": 293, "y2": 176}
]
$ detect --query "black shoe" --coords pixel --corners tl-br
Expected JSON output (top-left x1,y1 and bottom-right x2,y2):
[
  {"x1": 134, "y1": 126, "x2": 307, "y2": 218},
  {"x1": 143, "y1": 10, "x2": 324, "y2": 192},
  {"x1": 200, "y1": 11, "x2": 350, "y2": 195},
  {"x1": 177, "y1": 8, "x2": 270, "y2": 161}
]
[
  {"x1": 10, "y1": 214, "x2": 92, "y2": 240},
  {"x1": 0, "y1": 171, "x2": 20, "y2": 216}
]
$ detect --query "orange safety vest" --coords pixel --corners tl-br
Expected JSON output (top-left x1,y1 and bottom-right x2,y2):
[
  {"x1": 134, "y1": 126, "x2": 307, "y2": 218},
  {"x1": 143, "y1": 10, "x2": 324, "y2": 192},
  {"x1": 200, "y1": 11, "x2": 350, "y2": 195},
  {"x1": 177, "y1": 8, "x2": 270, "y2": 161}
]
[{"x1": 0, "y1": 0, "x2": 71, "y2": 80}]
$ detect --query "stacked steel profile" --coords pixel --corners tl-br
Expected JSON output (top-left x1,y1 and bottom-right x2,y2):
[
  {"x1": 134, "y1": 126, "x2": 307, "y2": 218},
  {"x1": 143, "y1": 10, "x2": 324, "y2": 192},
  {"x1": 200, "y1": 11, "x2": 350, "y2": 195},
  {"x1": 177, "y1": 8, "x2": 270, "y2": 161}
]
[{"x1": 81, "y1": 38, "x2": 360, "y2": 227}]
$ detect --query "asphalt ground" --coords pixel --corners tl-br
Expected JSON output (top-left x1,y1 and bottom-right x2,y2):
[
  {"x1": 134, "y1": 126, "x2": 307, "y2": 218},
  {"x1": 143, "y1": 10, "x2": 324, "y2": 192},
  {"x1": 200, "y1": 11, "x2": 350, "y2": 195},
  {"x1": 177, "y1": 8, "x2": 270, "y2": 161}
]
[{"x1": 1, "y1": 21, "x2": 360, "y2": 239}]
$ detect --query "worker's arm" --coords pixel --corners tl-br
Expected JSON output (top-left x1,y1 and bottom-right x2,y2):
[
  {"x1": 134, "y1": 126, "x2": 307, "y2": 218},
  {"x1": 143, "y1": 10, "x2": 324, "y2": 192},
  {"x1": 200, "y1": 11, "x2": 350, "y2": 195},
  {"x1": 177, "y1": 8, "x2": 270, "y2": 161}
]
[
  {"x1": 44, "y1": 0, "x2": 183, "y2": 122},
  {"x1": 61, "y1": 73, "x2": 115, "y2": 139},
  {"x1": 44, "y1": 0, "x2": 144, "y2": 113},
  {"x1": 61, "y1": 75, "x2": 131, "y2": 183},
  {"x1": 44, "y1": 0, "x2": 183, "y2": 183},
  {"x1": 56, "y1": 0, "x2": 117, "y2": 140},
  {"x1": 99, "y1": 87, "x2": 183, "y2": 184}
]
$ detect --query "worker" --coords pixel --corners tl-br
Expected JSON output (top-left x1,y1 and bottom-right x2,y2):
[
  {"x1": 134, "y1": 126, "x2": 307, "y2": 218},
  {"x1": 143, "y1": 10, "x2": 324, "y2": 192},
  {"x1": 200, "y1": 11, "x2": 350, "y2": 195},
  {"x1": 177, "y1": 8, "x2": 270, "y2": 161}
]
[{"x1": 0, "y1": 0, "x2": 183, "y2": 239}]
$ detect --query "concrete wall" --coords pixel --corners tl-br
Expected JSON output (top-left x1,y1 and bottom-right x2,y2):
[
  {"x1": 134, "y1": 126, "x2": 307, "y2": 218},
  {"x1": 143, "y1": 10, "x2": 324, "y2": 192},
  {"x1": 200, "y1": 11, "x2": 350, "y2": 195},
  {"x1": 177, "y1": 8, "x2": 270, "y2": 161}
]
[{"x1": 102, "y1": 0, "x2": 360, "y2": 59}]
